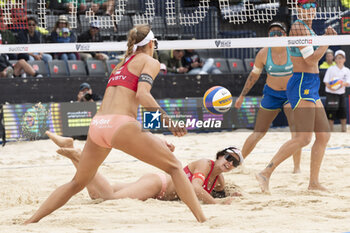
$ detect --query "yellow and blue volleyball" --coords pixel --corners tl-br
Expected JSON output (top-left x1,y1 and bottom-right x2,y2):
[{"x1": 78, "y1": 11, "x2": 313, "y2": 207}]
[
  {"x1": 329, "y1": 77, "x2": 342, "y2": 90},
  {"x1": 203, "y1": 86, "x2": 233, "y2": 114}
]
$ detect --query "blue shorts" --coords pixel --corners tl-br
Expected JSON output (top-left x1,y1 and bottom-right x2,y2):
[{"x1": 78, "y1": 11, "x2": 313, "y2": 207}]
[
  {"x1": 286, "y1": 72, "x2": 320, "y2": 110},
  {"x1": 260, "y1": 84, "x2": 289, "y2": 111}
]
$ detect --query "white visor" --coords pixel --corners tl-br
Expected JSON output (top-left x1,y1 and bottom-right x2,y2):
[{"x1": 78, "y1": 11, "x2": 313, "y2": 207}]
[
  {"x1": 226, "y1": 147, "x2": 244, "y2": 165},
  {"x1": 133, "y1": 30, "x2": 155, "y2": 52}
]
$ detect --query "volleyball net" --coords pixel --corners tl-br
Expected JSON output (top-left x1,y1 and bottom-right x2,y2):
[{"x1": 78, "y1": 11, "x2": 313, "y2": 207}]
[{"x1": 0, "y1": 0, "x2": 349, "y2": 54}]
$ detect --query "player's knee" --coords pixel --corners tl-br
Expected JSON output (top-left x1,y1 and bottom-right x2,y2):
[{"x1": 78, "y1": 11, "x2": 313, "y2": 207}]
[
  {"x1": 295, "y1": 135, "x2": 312, "y2": 147},
  {"x1": 70, "y1": 179, "x2": 87, "y2": 194},
  {"x1": 316, "y1": 132, "x2": 330, "y2": 145},
  {"x1": 18, "y1": 59, "x2": 26, "y2": 65},
  {"x1": 253, "y1": 132, "x2": 266, "y2": 141}
]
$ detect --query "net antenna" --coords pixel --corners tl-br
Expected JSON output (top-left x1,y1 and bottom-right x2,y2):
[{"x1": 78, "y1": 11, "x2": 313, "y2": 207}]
[
  {"x1": 218, "y1": 0, "x2": 279, "y2": 24},
  {"x1": 287, "y1": 0, "x2": 342, "y2": 21}
]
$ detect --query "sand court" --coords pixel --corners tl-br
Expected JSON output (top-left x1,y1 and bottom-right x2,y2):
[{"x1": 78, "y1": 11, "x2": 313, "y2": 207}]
[{"x1": 0, "y1": 131, "x2": 350, "y2": 233}]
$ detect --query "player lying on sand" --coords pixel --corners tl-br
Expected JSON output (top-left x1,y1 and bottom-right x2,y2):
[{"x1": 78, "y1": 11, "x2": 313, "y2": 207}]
[{"x1": 47, "y1": 131, "x2": 242, "y2": 204}]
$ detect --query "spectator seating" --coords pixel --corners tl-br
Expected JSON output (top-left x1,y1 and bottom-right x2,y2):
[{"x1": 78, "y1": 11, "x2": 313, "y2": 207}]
[
  {"x1": 48, "y1": 60, "x2": 69, "y2": 77},
  {"x1": 67, "y1": 60, "x2": 87, "y2": 76},
  {"x1": 86, "y1": 60, "x2": 107, "y2": 77},
  {"x1": 9, "y1": 60, "x2": 17, "y2": 66},
  {"x1": 197, "y1": 49, "x2": 209, "y2": 59},
  {"x1": 106, "y1": 59, "x2": 121, "y2": 74},
  {"x1": 114, "y1": 16, "x2": 133, "y2": 41},
  {"x1": 125, "y1": 0, "x2": 143, "y2": 15},
  {"x1": 151, "y1": 16, "x2": 166, "y2": 40},
  {"x1": 46, "y1": 15, "x2": 59, "y2": 33},
  {"x1": 6, "y1": 57, "x2": 253, "y2": 78},
  {"x1": 213, "y1": 58, "x2": 230, "y2": 73},
  {"x1": 165, "y1": 23, "x2": 181, "y2": 40},
  {"x1": 228, "y1": 58, "x2": 246, "y2": 73},
  {"x1": 29, "y1": 60, "x2": 49, "y2": 77},
  {"x1": 208, "y1": 49, "x2": 223, "y2": 59},
  {"x1": 244, "y1": 58, "x2": 255, "y2": 72},
  {"x1": 79, "y1": 15, "x2": 90, "y2": 34}
]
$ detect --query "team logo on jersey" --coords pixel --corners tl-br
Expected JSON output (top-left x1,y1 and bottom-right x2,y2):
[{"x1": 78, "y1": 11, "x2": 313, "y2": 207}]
[{"x1": 304, "y1": 89, "x2": 310, "y2": 95}]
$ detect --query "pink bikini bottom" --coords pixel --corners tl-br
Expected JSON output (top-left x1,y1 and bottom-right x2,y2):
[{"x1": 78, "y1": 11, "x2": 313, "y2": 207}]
[
  {"x1": 155, "y1": 173, "x2": 168, "y2": 199},
  {"x1": 88, "y1": 114, "x2": 137, "y2": 148}
]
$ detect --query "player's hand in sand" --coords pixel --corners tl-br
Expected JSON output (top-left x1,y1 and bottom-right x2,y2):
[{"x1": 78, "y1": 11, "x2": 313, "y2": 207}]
[{"x1": 218, "y1": 197, "x2": 235, "y2": 205}]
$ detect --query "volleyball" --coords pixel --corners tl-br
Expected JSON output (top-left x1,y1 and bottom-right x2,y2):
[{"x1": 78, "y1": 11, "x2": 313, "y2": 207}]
[
  {"x1": 203, "y1": 86, "x2": 233, "y2": 114},
  {"x1": 329, "y1": 77, "x2": 342, "y2": 90}
]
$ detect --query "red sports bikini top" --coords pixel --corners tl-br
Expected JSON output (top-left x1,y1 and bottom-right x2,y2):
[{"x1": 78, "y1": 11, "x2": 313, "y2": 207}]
[
  {"x1": 183, "y1": 160, "x2": 218, "y2": 194},
  {"x1": 107, "y1": 55, "x2": 139, "y2": 92}
]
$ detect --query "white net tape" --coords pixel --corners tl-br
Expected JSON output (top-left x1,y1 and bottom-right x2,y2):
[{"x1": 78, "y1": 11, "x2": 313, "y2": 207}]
[{"x1": 1, "y1": 35, "x2": 350, "y2": 54}]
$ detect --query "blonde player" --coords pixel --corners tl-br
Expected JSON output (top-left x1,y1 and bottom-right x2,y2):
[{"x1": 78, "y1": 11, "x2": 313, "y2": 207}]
[{"x1": 25, "y1": 25, "x2": 206, "y2": 224}]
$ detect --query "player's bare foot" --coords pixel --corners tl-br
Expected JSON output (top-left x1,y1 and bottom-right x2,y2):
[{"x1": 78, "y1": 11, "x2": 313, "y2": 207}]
[
  {"x1": 46, "y1": 131, "x2": 74, "y2": 148},
  {"x1": 57, "y1": 148, "x2": 81, "y2": 163},
  {"x1": 255, "y1": 172, "x2": 270, "y2": 193},
  {"x1": 293, "y1": 167, "x2": 301, "y2": 174},
  {"x1": 308, "y1": 182, "x2": 328, "y2": 192}
]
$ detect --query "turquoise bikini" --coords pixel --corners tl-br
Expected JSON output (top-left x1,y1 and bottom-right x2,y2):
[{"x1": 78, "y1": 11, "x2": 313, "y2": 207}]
[
  {"x1": 290, "y1": 19, "x2": 318, "y2": 57},
  {"x1": 260, "y1": 48, "x2": 293, "y2": 111}
]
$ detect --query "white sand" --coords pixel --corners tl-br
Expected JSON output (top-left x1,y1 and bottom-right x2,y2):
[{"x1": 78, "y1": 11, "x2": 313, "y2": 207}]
[{"x1": 0, "y1": 130, "x2": 350, "y2": 233}]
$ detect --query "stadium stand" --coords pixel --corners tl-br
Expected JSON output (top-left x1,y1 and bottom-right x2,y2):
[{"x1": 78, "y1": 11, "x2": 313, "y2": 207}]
[
  {"x1": 48, "y1": 60, "x2": 69, "y2": 78},
  {"x1": 67, "y1": 60, "x2": 88, "y2": 77},
  {"x1": 29, "y1": 60, "x2": 49, "y2": 77},
  {"x1": 227, "y1": 58, "x2": 246, "y2": 74},
  {"x1": 86, "y1": 60, "x2": 107, "y2": 77},
  {"x1": 213, "y1": 58, "x2": 230, "y2": 74}
]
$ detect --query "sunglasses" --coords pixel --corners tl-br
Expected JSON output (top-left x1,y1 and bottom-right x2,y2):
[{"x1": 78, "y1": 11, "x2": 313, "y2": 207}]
[
  {"x1": 223, "y1": 147, "x2": 242, "y2": 168},
  {"x1": 28, "y1": 23, "x2": 36, "y2": 26},
  {"x1": 299, "y1": 2, "x2": 317, "y2": 10},
  {"x1": 152, "y1": 39, "x2": 158, "y2": 49},
  {"x1": 269, "y1": 30, "x2": 283, "y2": 37}
]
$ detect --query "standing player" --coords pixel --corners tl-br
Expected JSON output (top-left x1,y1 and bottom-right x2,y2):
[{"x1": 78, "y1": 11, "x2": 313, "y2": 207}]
[
  {"x1": 256, "y1": 0, "x2": 337, "y2": 192},
  {"x1": 25, "y1": 25, "x2": 206, "y2": 224},
  {"x1": 323, "y1": 50, "x2": 350, "y2": 132},
  {"x1": 235, "y1": 21, "x2": 302, "y2": 173}
]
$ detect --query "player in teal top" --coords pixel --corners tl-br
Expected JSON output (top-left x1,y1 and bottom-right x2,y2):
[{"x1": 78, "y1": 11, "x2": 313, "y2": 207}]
[
  {"x1": 256, "y1": 0, "x2": 337, "y2": 193},
  {"x1": 290, "y1": 19, "x2": 318, "y2": 57},
  {"x1": 235, "y1": 21, "x2": 302, "y2": 174}
]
